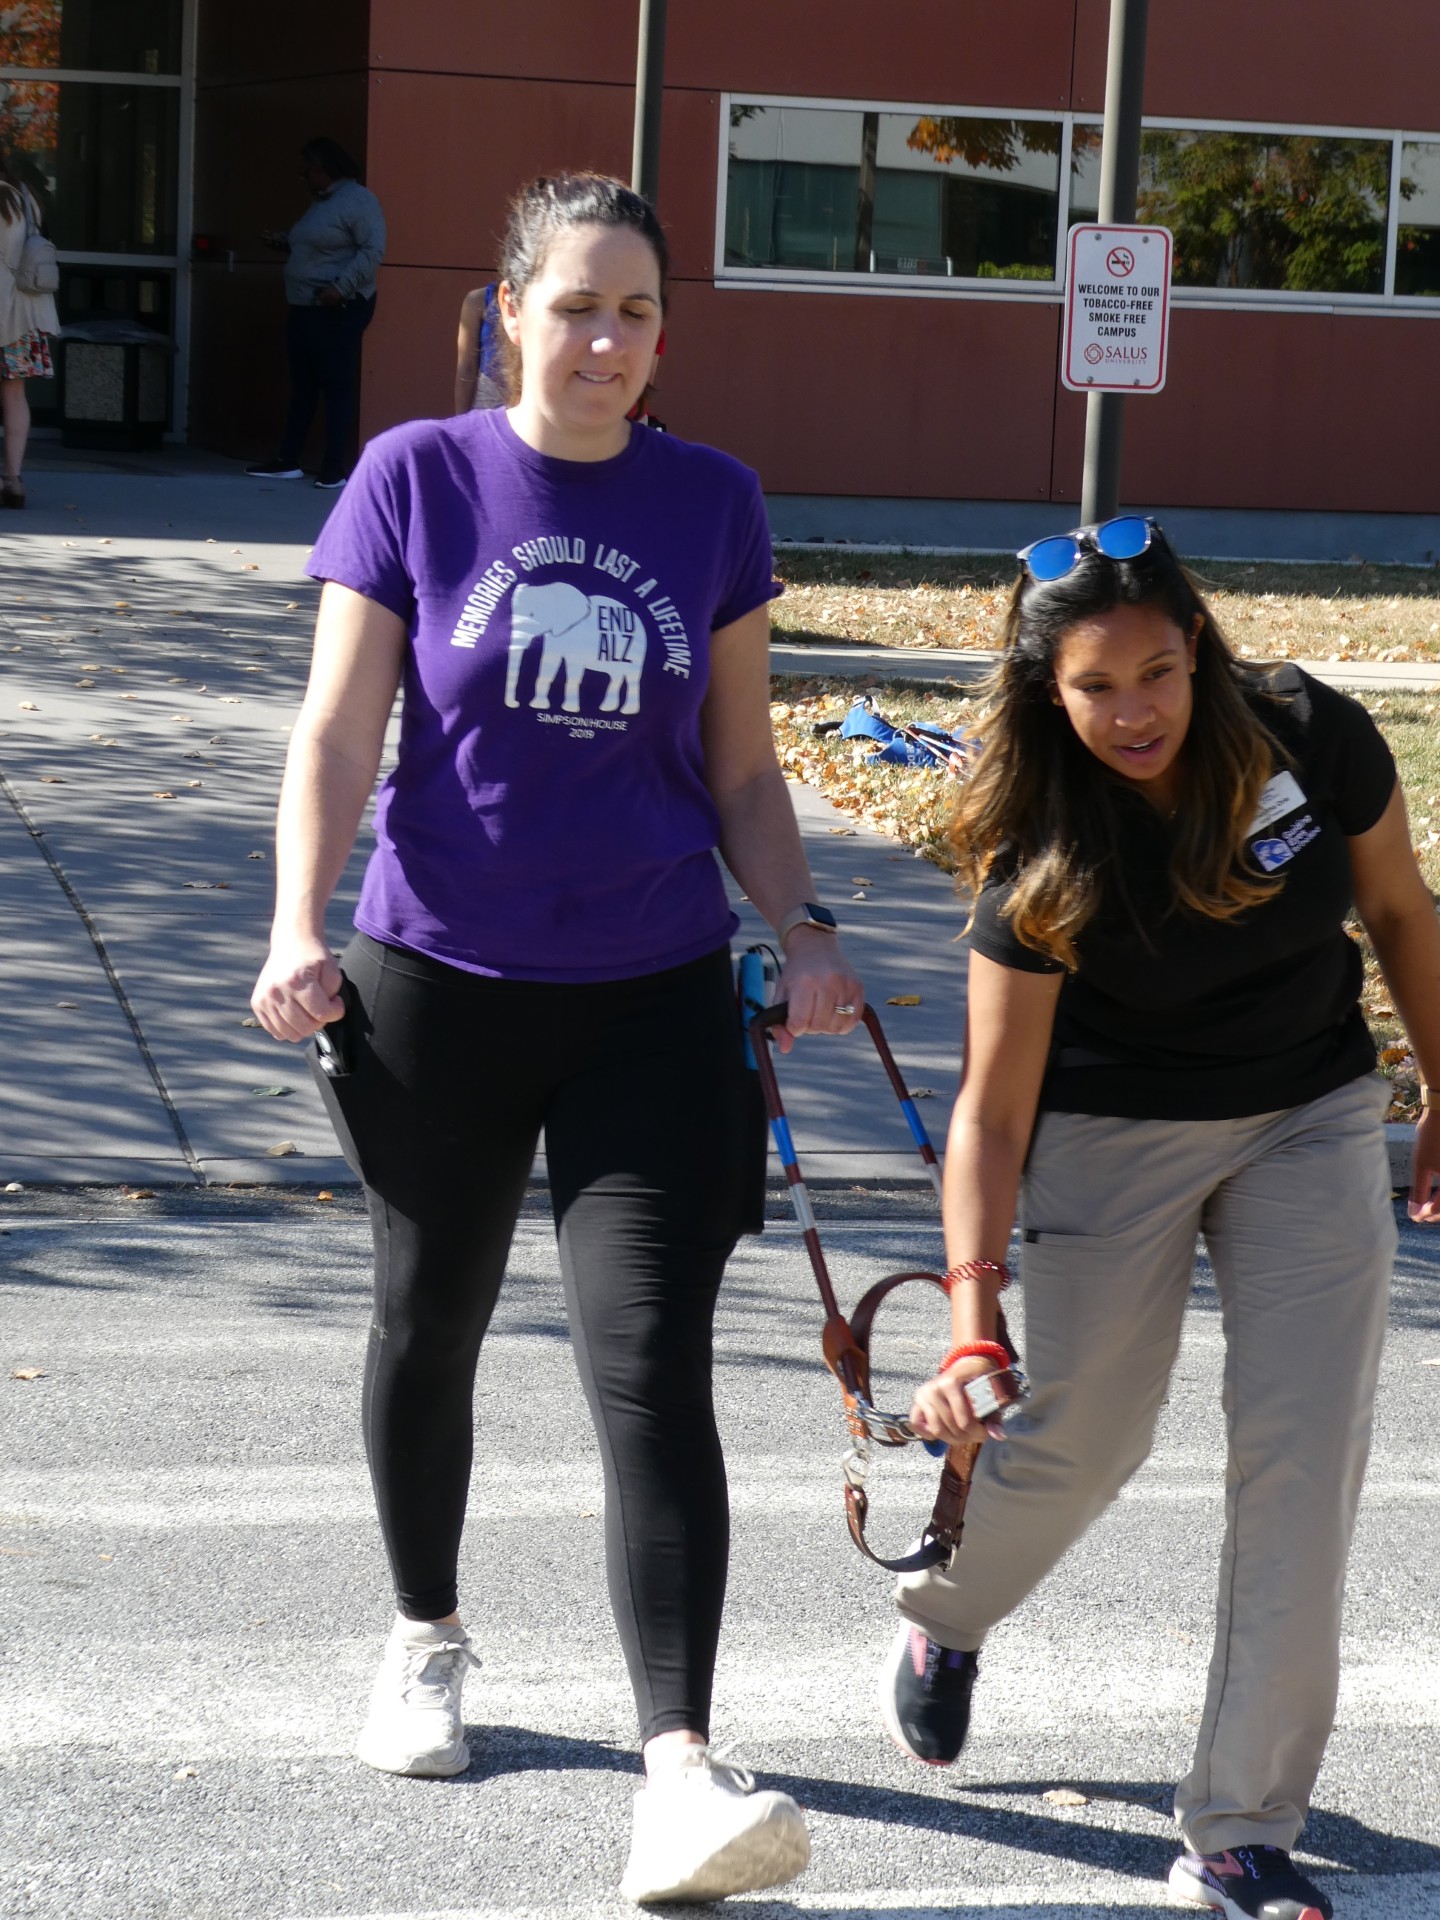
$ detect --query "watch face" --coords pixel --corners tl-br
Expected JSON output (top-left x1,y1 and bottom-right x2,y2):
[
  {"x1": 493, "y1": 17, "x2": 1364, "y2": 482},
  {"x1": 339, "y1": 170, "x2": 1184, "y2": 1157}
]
[{"x1": 807, "y1": 903, "x2": 838, "y2": 930}]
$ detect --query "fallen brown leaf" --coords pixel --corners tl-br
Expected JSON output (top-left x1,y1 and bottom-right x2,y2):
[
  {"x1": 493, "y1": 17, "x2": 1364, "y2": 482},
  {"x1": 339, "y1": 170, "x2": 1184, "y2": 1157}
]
[
  {"x1": 315, "y1": 1190, "x2": 335, "y2": 1203},
  {"x1": 124, "y1": 1188, "x2": 156, "y2": 1201},
  {"x1": 38, "y1": 775, "x2": 64, "y2": 783},
  {"x1": 1042, "y1": 1788, "x2": 1089, "y2": 1807},
  {"x1": 240, "y1": 1017, "x2": 261, "y2": 1028},
  {"x1": 151, "y1": 790, "x2": 176, "y2": 799},
  {"x1": 266, "y1": 1141, "x2": 299, "y2": 1157},
  {"x1": 11, "y1": 1366, "x2": 44, "y2": 1381},
  {"x1": 887, "y1": 994, "x2": 923, "y2": 1006}
]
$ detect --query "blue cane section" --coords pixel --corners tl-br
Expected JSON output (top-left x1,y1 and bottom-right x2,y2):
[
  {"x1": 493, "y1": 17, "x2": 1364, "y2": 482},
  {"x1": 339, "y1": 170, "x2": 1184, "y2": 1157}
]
[
  {"x1": 770, "y1": 1114, "x2": 798, "y2": 1172},
  {"x1": 738, "y1": 949, "x2": 768, "y2": 1071},
  {"x1": 899, "y1": 1098, "x2": 934, "y2": 1154}
]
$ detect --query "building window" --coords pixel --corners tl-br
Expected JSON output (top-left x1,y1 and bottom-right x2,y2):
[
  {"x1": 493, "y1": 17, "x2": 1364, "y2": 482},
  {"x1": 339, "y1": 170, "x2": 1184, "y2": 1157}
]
[
  {"x1": 1397, "y1": 140, "x2": 1440, "y2": 297},
  {"x1": 0, "y1": 78, "x2": 180, "y2": 250},
  {"x1": 722, "y1": 97, "x2": 1440, "y2": 310},
  {"x1": 725, "y1": 104, "x2": 1062, "y2": 283},
  {"x1": 1070, "y1": 124, "x2": 1390, "y2": 295},
  {"x1": 0, "y1": 2, "x2": 183, "y2": 76}
]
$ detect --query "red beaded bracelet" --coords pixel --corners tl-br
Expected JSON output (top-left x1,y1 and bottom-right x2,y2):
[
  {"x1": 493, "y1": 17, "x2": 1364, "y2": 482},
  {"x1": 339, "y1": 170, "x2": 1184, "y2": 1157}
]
[
  {"x1": 940, "y1": 1339, "x2": 1011, "y2": 1375},
  {"x1": 943, "y1": 1258, "x2": 1012, "y2": 1293}
]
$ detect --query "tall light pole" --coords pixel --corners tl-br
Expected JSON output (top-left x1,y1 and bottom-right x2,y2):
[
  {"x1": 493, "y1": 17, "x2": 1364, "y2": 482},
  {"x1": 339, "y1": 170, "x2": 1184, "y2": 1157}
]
[
  {"x1": 631, "y1": 0, "x2": 668, "y2": 206},
  {"x1": 1080, "y1": 0, "x2": 1151, "y2": 523}
]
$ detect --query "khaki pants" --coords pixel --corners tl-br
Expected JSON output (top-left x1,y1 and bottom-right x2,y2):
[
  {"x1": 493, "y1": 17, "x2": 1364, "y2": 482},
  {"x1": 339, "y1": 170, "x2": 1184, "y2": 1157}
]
[{"x1": 897, "y1": 1074, "x2": 1396, "y2": 1853}]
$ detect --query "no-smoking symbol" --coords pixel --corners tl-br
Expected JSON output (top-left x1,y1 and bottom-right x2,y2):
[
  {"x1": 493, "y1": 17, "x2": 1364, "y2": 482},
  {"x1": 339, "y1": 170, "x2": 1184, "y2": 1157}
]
[{"x1": 1106, "y1": 245, "x2": 1136, "y2": 277}]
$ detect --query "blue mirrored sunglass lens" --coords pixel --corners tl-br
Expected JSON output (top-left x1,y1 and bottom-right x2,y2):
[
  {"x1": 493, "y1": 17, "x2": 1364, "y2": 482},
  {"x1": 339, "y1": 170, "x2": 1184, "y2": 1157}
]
[
  {"x1": 1093, "y1": 516, "x2": 1150, "y2": 560},
  {"x1": 1025, "y1": 536, "x2": 1082, "y2": 581}
]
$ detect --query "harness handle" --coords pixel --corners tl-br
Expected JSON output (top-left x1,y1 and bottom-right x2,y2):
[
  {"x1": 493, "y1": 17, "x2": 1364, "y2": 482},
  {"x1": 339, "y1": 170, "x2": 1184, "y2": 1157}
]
[{"x1": 744, "y1": 993, "x2": 1025, "y2": 1574}]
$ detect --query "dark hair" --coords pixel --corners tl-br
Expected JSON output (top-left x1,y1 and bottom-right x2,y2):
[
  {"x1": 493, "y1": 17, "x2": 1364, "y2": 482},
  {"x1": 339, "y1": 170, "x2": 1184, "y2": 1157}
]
[
  {"x1": 949, "y1": 531, "x2": 1288, "y2": 968},
  {"x1": 301, "y1": 137, "x2": 362, "y2": 181},
  {"x1": 495, "y1": 171, "x2": 669, "y2": 402},
  {"x1": 0, "y1": 147, "x2": 25, "y2": 223}
]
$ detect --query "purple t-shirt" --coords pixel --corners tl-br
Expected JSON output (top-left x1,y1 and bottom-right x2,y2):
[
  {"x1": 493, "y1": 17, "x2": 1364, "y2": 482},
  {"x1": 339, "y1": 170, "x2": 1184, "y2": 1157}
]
[{"x1": 306, "y1": 410, "x2": 777, "y2": 980}]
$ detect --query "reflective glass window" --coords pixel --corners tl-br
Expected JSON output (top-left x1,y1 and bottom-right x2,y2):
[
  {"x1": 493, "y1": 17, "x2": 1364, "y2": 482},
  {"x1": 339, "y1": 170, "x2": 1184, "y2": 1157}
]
[
  {"x1": 0, "y1": 1, "x2": 183, "y2": 75},
  {"x1": 1396, "y1": 141, "x2": 1440, "y2": 297},
  {"x1": 726, "y1": 105, "x2": 1061, "y2": 281},
  {"x1": 1070, "y1": 125, "x2": 1389, "y2": 294},
  {"x1": 0, "y1": 79, "x2": 179, "y2": 251}
]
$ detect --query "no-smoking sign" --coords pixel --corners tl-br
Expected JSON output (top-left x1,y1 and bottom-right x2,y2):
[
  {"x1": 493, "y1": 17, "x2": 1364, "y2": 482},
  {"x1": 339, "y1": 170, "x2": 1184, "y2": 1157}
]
[{"x1": 1062, "y1": 223, "x2": 1173, "y2": 394}]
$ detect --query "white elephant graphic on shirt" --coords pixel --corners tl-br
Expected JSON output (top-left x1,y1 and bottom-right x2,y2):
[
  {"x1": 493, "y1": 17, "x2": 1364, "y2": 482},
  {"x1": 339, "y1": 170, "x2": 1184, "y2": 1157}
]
[{"x1": 503, "y1": 579, "x2": 647, "y2": 715}]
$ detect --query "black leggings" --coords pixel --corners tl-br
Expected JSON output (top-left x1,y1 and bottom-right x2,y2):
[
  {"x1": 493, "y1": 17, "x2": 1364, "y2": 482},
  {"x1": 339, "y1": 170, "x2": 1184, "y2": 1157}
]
[{"x1": 318, "y1": 933, "x2": 760, "y2": 1743}]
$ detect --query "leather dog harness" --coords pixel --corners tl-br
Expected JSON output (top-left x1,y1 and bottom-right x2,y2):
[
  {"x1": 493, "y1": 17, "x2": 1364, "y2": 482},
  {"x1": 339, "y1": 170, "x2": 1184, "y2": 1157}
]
[{"x1": 747, "y1": 999, "x2": 1026, "y2": 1573}]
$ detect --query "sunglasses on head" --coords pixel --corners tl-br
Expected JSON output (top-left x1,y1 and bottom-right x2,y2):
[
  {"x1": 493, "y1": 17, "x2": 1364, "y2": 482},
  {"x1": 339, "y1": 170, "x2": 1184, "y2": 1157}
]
[{"x1": 1017, "y1": 514, "x2": 1165, "y2": 584}]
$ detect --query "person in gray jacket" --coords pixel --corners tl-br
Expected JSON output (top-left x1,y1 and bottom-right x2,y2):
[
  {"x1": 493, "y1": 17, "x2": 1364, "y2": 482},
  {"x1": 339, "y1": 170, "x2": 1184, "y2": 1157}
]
[{"x1": 247, "y1": 137, "x2": 386, "y2": 489}]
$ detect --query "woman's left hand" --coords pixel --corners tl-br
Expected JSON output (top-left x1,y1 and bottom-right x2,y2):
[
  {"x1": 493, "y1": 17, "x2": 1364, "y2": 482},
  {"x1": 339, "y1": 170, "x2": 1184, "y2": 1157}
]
[
  {"x1": 1409, "y1": 1108, "x2": 1440, "y2": 1222},
  {"x1": 774, "y1": 929, "x2": 864, "y2": 1054}
]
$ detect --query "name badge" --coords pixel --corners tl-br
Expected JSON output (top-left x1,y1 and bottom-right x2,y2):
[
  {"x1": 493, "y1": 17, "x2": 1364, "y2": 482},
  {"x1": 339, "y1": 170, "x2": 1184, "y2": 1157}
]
[{"x1": 1247, "y1": 769, "x2": 1306, "y2": 836}]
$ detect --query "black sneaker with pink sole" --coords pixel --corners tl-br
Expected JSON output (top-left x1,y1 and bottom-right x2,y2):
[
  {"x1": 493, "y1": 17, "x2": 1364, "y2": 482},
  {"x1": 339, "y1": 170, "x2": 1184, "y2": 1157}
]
[
  {"x1": 877, "y1": 1621, "x2": 979, "y2": 1766},
  {"x1": 1168, "y1": 1844, "x2": 1332, "y2": 1920}
]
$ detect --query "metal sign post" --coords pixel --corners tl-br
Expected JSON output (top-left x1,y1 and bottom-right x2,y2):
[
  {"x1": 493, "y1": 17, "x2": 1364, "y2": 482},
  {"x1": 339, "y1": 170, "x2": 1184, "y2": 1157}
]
[
  {"x1": 631, "y1": 0, "x2": 668, "y2": 206},
  {"x1": 1080, "y1": 0, "x2": 1151, "y2": 524}
]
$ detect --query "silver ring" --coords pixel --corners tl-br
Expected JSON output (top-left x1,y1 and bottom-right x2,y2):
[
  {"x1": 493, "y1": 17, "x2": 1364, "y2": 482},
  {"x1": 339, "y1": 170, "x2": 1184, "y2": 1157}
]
[{"x1": 834, "y1": 1002, "x2": 857, "y2": 1016}]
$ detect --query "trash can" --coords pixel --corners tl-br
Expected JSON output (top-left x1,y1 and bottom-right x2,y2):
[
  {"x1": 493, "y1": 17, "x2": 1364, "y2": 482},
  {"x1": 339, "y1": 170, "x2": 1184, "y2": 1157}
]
[{"x1": 58, "y1": 320, "x2": 174, "y2": 452}]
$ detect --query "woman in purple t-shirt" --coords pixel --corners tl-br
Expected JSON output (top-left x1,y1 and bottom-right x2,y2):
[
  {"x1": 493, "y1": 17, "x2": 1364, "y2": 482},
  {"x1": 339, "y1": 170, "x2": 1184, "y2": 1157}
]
[{"x1": 250, "y1": 173, "x2": 860, "y2": 1902}]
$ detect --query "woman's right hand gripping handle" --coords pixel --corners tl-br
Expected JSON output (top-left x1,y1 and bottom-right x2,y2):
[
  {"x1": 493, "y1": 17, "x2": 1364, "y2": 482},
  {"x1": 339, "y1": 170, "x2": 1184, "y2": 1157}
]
[
  {"x1": 252, "y1": 937, "x2": 344, "y2": 1044},
  {"x1": 908, "y1": 1354, "x2": 1009, "y2": 1449},
  {"x1": 913, "y1": 952, "x2": 1065, "y2": 1448}
]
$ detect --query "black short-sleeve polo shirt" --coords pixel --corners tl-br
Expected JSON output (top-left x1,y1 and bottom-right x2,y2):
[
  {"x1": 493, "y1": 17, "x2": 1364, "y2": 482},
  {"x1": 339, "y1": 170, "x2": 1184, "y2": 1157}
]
[{"x1": 969, "y1": 667, "x2": 1397, "y2": 1120}]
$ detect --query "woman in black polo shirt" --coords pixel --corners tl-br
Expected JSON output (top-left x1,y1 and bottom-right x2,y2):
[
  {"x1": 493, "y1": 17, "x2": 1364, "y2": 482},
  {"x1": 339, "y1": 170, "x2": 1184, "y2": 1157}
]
[{"x1": 877, "y1": 518, "x2": 1440, "y2": 1920}]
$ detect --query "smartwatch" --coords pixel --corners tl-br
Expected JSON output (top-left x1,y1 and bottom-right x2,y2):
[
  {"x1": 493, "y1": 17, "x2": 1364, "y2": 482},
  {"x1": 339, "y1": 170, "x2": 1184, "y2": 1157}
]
[{"x1": 776, "y1": 902, "x2": 839, "y2": 946}]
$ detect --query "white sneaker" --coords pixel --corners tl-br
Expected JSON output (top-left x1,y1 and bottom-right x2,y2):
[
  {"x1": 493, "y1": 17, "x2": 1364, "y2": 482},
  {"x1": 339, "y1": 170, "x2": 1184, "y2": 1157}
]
[
  {"x1": 355, "y1": 1616, "x2": 479, "y2": 1778},
  {"x1": 619, "y1": 1746, "x2": 810, "y2": 1903}
]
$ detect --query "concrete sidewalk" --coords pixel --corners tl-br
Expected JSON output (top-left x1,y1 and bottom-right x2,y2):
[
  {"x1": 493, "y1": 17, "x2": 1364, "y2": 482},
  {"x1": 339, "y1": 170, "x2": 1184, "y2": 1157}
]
[
  {"x1": 0, "y1": 467, "x2": 971, "y2": 1188},
  {"x1": 770, "y1": 638, "x2": 1440, "y2": 692}
]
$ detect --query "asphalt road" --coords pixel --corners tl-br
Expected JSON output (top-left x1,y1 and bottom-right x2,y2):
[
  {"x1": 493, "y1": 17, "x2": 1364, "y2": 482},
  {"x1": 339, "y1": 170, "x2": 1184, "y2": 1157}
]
[{"x1": 3, "y1": 1189, "x2": 1438, "y2": 1920}]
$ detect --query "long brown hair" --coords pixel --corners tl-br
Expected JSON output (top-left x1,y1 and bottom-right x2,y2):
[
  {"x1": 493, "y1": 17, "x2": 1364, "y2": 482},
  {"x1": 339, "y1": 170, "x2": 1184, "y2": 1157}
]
[{"x1": 951, "y1": 530, "x2": 1288, "y2": 969}]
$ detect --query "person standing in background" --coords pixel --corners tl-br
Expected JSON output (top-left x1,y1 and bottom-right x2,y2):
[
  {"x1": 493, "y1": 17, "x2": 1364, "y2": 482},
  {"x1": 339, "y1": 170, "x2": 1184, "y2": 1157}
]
[
  {"x1": 453, "y1": 283, "x2": 507, "y2": 412},
  {"x1": 247, "y1": 137, "x2": 385, "y2": 490},
  {"x1": 0, "y1": 149, "x2": 60, "y2": 510}
]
